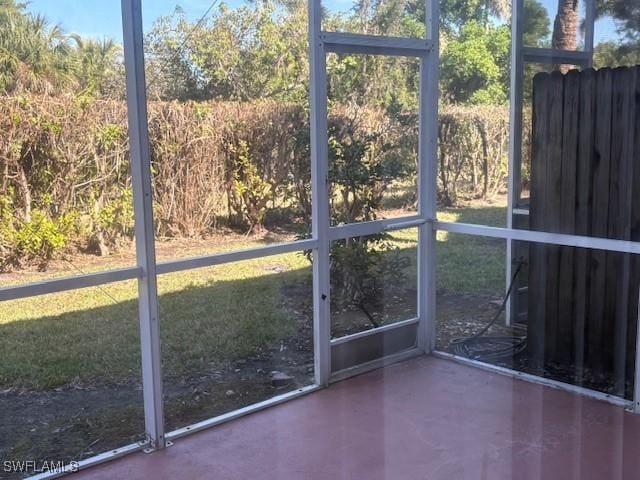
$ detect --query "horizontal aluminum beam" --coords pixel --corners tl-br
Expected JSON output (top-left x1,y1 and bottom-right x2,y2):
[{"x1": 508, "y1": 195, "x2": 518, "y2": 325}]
[
  {"x1": 328, "y1": 215, "x2": 424, "y2": 241},
  {"x1": 156, "y1": 238, "x2": 317, "y2": 275},
  {"x1": 321, "y1": 32, "x2": 433, "y2": 57},
  {"x1": 0, "y1": 266, "x2": 141, "y2": 302},
  {"x1": 330, "y1": 346, "x2": 423, "y2": 383},
  {"x1": 384, "y1": 218, "x2": 427, "y2": 231},
  {"x1": 433, "y1": 351, "x2": 631, "y2": 409},
  {"x1": 6, "y1": 223, "x2": 638, "y2": 300},
  {"x1": 331, "y1": 317, "x2": 419, "y2": 346},
  {"x1": 0, "y1": 240, "x2": 317, "y2": 302},
  {"x1": 29, "y1": 441, "x2": 146, "y2": 480},
  {"x1": 522, "y1": 47, "x2": 591, "y2": 67},
  {"x1": 435, "y1": 221, "x2": 640, "y2": 255},
  {"x1": 166, "y1": 385, "x2": 320, "y2": 441}
]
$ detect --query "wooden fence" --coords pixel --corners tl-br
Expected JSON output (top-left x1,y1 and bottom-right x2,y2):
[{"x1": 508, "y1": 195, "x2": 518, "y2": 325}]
[{"x1": 528, "y1": 66, "x2": 640, "y2": 395}]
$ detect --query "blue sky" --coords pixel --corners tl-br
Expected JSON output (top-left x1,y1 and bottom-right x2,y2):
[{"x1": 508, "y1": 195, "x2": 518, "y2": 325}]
[{"x1": 27, "y1": 0, "x2": 623, "y2": 43}]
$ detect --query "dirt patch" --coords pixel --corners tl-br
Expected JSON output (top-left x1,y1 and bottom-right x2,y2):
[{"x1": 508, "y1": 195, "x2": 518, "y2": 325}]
[
  {"x1": 436, "y1": 290, "x2": 632, "y2": 399},
  {"x1": 436, "y1": 290, "x2": 513, "y2": 348},
  {"x1": 331, "y1": 286, "x2": 418, "y2": 338}
]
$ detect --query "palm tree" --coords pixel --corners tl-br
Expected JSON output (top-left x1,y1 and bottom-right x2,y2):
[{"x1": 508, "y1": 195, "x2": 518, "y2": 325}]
[
  {"x1": 70, "y1": 35, "x2": 121, "y2": 96},
  {"x1": 0, "y1": 0, "x2": 72, "y2": 93},
  {"x1": 551, "y1": 0, "x2": 579, "y2": 50}
]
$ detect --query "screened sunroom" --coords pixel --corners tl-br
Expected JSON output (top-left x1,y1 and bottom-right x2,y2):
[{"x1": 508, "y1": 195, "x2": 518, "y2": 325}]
[{"x1": 1, "y1": 0, "x2": 640, "y2": 478}]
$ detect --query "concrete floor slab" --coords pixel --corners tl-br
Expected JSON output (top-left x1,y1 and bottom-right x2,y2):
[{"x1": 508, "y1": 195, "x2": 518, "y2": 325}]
[{"x1": 75, "y1": 356, "x2": 640, "y2": 480}]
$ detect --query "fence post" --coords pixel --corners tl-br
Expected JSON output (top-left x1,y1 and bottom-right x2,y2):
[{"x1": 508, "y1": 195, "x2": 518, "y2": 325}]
[{"x1": 121, "y1": 0, "x2": 166, "y2": 450}]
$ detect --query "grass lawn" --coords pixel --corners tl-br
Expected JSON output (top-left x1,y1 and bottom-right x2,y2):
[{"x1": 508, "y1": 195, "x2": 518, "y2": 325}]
[
  {"x1": 0, "y1": 253, "x2": 311, "y2": 389},
  {"x1": 0, "y1": 203, "x2": 507, "y2": 390}
]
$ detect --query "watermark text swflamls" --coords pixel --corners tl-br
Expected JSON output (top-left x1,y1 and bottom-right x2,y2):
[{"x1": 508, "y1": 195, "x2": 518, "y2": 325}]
[{"x1": 3, "y1": 459, "x2": 79, "y2": 475}]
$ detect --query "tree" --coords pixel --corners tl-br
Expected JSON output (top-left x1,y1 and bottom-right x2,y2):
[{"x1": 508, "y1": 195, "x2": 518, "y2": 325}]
[
  {"x1": 551, "y1": 0, "x2": 639, "y2": 54},
  {"x1": 440, "y1": 0, "x2": 509, "y2": 34},
  {"x1": 70, "y1": 36, "x2": 122, "y2": 98},
  {"x1": 0, "y1": 0, "x2": 73, "y2": 93},
  {"x1": 144, "y1": 0, "x2": 309, "y2": 102},
  {"x1": 552, "y1": 0, "x2": 579, "y2": 51},
  {"x1": 598, "y1": 0, "x2": 640, "y2": 41},
  {"x1": 440, "y1": 21, "x2": 511, "y2": 104},
  {"x1": 591, "y1": 1, "x2": 640, "y2": 68},
  {"x1": 594, "y1": 40, "x2": 640, "y2": 68},
  {"x1": 348, "y1": 0, "x2": 425, "y2": 37},
  {"x1": 523, "y1": 0, "x2": 551, "y2": 47}
]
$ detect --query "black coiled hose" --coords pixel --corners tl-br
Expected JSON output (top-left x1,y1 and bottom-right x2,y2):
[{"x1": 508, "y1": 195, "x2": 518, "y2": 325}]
[{"x1": 451, "y1": 260, "x2": 527, "y2": 361}]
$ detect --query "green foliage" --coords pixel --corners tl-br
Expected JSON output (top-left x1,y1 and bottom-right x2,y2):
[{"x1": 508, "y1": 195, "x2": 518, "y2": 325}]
[
  {"x1": 226, "y1": 139, "x2": 273, "y2": 231},
  {"x1": 523, "y1": 0, "x2": 551, "y2": 47},
  {"x1": 594, "y1": 40, "x2": 640, "y2": 68},
  {"x1": 330, "y1": 235, "x2": 410, "y2": 328},
  {"x1": 15, "y1": 211, "x2": 67, "y2": 258},
  {"x1": 598, "y1": 0, "x2": 640, "y2": 42},
  {"x1": 325, "y1": 106, "x2": 416, "y2": 325},
  {"x1": 0, "y1": 0, "x2": 123, "y2": 96},
  {"x1": 441, "y1": 21, "x2": 510, "y2": 104},
  {"x1": 0, "y1": 195, "x2": 73, "y2": 270},
  {"x1": 327, "y1": 54, "x2": 419, "y2": 109},
  {"x1": 96, "y1": 189, "x2": 135, "y2": 244},
  {"x1": 329, "y1": 107, "x2": 415, "y2": 223},
  {"x1": 71, "y1": 36, "x2": 123, "y2": 98},
  {"x1": 0, "y1": 195, "x2": 15, "y2": 261},
  {"x1": 0, "y1": 0, "x2": 73, "y2": 93},
  {"x1": 145, "y1": 0, "x2": 309, "y2": 102},
  {"x1": 439, "y1": 0, "x2": 508, "y2": 34},
  {"x1": 94, "y1": 123, "x2": 125, "y2": 149},
  {"x1": 140, "y1": 0, "x2": 518, "y2": 108},
  {"x1": 341, "y1": 0, "x2": 426, "y2": 37}
]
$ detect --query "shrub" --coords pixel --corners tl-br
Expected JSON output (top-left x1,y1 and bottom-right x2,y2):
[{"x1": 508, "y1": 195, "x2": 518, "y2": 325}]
[
  {"x1": 0, "y1": 93, "x2": 512, "y2": 271},
  {"x1": 330, "y1": 235, "x2": 410, "y2": 328},
  {"x1": 220, "y1": 101, "x2": 307, "y2": 232},
  {"x1": 0, "y1": 201, "x2": 73, "y2": 270},
  {"x1": 438, "y1": 105, "x2": 509, "y2": 205}
]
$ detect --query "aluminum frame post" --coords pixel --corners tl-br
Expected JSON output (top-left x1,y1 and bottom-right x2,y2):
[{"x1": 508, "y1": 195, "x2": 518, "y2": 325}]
[
  {"x1": 417, "y1": 0, "x2": 439, "y2": 353},
  {"x1": 505, "y1": 0, "x2": 525, "y2": 326},
  {"x1": 121, "y1": 0, "x2": 166, "y2": 450},
  {"x1": 309, "y1": 0, "x2": 331, "y2": 385},
  {"x1": 584, "y1": 0, "x2": 596, "y2": 65}
]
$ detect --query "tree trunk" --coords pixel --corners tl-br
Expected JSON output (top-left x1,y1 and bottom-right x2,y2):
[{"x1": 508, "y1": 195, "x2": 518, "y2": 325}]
[
  {"x1": 15, "y1": 163, "x2": 31, "y2": 222},
  {"x1": 552, "y1": 0, "x2": 579, "y2": 56}
]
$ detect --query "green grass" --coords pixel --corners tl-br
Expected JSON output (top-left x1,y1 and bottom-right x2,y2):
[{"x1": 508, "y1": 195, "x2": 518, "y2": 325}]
[
  {"x1": 436, "y1": 202, "x2": 507, "y2": 292},
  {"x1": 0, "y1": 253, "x2": 311, "y2": 389},
  {"x1": 0, "y1": 205, "x2": 506, "y2": 390}
]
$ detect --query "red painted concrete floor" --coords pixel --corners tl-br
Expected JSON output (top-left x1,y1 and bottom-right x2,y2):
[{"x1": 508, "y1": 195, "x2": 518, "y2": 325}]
[{"x1": 76, "y1": 356, "x2": 640, "y2": 480}]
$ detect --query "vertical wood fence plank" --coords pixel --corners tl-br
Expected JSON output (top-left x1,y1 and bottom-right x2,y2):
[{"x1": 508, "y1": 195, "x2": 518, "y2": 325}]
[
  {"x1": 574, "y1": 68, "x2": 596, "y2": 382},
  {"x1": 608, "y1": 67, "x2": 635, "y2": 394},
  {"x1": 587, "y1": 68, "x2": 613, "y2": 374},
  {"x1": 557, "y1": 70, "x2": 580, "y2": 366},
  {"x1": 528, "y1": 72, "x2": 551, "y2": 364},
  {"x1": 626, "y1": 66, "x2": 640, "y2": 391},
  {"x1": 543, "y1": 71, "x2": 565, "y2": 363}
]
